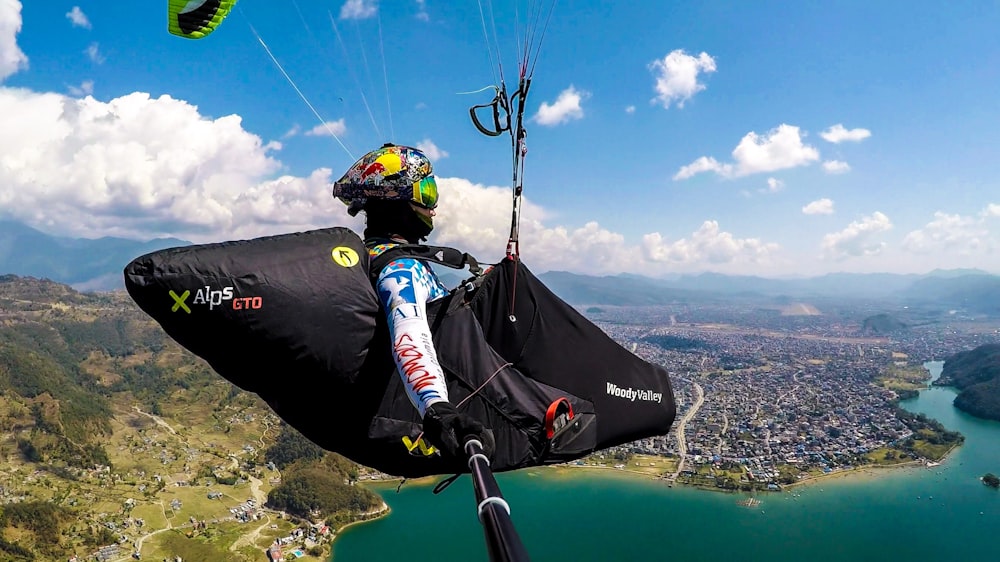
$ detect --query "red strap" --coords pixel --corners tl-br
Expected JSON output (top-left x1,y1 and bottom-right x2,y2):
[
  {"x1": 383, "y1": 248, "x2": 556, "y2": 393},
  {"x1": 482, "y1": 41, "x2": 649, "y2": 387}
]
[{"x1": 544, "y1": 398, "x2": 574, "y2": 439}]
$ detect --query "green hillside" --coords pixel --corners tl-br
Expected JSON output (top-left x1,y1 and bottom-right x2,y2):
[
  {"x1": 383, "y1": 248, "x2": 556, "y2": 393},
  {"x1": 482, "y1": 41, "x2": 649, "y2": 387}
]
[
  {"x1": 937, "y1": 344, "x2": 1000, "y2": 421},
  {"x1": 0, "y1": 276, "x2": 380, "y2": 562}
]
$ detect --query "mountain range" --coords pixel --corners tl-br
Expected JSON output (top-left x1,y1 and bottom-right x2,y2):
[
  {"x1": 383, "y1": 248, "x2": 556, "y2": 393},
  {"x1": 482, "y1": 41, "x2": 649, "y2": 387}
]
[
  {"x1": 539, "y1": 268, "x2": 1000, "y2": 311},
  {"x1": 2, "y1": 220, "x2": 999, "y2": 313},
  {"x1": 0, "y1": 221, "x2": 186, "y2": 291}
]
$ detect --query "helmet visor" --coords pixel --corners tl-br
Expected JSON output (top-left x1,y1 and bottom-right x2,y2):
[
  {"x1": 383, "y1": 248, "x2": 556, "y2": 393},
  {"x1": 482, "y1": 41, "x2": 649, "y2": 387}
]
[{"x1": 411, "y1": 176, "x2": 438, "y2": 209}]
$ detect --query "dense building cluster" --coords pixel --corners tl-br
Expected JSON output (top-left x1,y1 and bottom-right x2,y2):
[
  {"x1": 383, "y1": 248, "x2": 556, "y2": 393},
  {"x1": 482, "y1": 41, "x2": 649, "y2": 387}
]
[{"x1": 588, "y1": 301, "x2": 1000, "y2": 488}]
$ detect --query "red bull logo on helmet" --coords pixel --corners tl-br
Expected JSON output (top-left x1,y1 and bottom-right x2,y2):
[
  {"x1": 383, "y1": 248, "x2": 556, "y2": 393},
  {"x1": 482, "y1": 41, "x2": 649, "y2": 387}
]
[{"x1": 332, "y1": 144, "x2": 434, "y2": 208}]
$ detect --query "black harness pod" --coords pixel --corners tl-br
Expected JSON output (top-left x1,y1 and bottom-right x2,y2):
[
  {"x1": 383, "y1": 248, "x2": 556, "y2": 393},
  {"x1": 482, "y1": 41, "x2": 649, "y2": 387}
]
[{"x1": 124, "y1": 227, "x2": 676, "y2": 477}]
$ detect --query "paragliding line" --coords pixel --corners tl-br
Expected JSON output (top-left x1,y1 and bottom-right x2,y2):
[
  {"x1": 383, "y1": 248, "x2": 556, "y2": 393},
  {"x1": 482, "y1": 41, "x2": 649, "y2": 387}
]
[
  {"x1": 329, "y1": 11, "x2": 385, "y2": 140},
  {"x1": 526, "y1": 1, "x2": 558, "y2": 78},
  {"x1": 290, "y1": 0, "x2": 350, "y2": 105},
  {"x1": 466, "y1": 438, "x2": 531, "y2": 562},
  {"x1": 377, "y1": 12, "x2": 395, "y2": 141},
  {"x1": 470, "y1": 0, "x2": 556, "y2": 319},
  {"x1": 408, "y1": 361, "x2": 512, "y2": 455},
  {"x1": 244, "y1": 20, "x2": 355, "y2": 160},
  {"x1": 476, "y1": 0, "x2": 500, "y2": 86}
]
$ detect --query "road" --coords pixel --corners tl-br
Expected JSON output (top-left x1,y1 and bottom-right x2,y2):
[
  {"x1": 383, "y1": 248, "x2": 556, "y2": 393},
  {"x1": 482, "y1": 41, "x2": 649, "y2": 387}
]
[
  {"x1": 110, "y1": 501, "x2": 186, "y2": 562},
  {"x1": 229, "y1": 512, "x2": 272, "y2": 552},
  {"x1": 132, "y1": 405, "x2": 178, "y2": 435},
  {"x1": 669, "y1": 380, "x2": 704, "y2": 481},
  {"x1": 225, "y1": 454, "x2": 273, "y2": 552}
]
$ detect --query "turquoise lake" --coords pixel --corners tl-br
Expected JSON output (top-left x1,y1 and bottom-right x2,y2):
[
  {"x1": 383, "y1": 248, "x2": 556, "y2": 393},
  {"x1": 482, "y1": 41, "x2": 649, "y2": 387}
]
[{"x1": 331, "y1": 362, "x2": 1000, "y2": 561}]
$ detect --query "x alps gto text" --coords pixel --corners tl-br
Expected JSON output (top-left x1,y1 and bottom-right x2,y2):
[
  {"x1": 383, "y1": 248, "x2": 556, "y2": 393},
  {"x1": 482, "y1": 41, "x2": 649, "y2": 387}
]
[{"x1": 171, "y1": 286, "x2": 264, "y2": 313}]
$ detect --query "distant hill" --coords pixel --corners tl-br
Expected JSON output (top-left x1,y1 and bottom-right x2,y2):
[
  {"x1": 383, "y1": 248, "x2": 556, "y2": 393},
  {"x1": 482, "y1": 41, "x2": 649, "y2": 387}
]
[
  {"x1": 2, "y1": 220, "x2": 999, "y2": 310},
  {"x1": 0, "y1": 276, "x2": 202, "y2": 469},
  {"x1": 0, "y1": 221, "x2": 188, "y2": 291},
  {"x1": 937, "y1": 344, "x2": 1000, "y2": 422},
  {"x1": 862, "y1": 313, "x2": 908, "y2": 335},
  {"x1": 538, "y1": 270, "x2": 705, "y2": 306},
  {"x1": 666, "y1": 271, "x2": 921, "y2": 298},
  {"x1": 538, "y1": 267, "x2": 1000, "y2": 312},
  {"x1": 901, "y1": 274, "x2": 1000, "y2": 315}
]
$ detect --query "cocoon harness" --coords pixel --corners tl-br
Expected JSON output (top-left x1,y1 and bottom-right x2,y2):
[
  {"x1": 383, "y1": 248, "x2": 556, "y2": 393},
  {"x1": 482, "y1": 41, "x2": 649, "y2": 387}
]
[{"x1": 124, "y1": 227, "x2": 676, "y2": 477}]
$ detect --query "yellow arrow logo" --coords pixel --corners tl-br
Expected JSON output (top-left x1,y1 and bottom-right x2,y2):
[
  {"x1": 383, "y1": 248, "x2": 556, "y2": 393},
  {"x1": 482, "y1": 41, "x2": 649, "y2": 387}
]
[{"x1": 331, "y1": 246, "x2": 360, "y2": 267}]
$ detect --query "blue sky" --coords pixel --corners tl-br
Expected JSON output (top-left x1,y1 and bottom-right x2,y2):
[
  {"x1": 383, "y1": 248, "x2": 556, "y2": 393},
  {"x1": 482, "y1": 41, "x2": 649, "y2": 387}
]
[{"x1": 1, "y1": 1, "x2": 999, "y2": 277}]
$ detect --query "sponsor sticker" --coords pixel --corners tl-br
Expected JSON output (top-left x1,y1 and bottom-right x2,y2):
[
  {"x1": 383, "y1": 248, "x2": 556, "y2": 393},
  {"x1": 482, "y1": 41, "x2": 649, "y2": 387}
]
[
  {"x1": 402, "y1": 435, "x2": 438, "y2": 456},
  {"x1": 169, "y1": 289, "x2": 191, "y2": 314},
  {"x1": 168, "y1": 286, "x2": 262, "y2": 312},
  {"x1": 332, "y1": 246, "x2": 360, "y2": 267},
  {"x1": 191, "y1": 286, "x2": 233, "y2": 309},
  {"x1": 606, "y1": 382, "x2": 663, "y2": 404}
]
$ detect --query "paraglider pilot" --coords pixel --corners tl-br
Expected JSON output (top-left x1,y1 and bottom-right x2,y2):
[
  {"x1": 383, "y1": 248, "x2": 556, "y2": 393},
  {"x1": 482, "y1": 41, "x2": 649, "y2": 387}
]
[{"x1": 332, "y1": 143, "x2": 496, "y2": 463}]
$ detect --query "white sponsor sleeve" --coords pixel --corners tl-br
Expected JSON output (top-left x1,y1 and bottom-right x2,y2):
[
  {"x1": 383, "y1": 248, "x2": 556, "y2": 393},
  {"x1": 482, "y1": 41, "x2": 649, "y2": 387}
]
[{"x1": 376, "y1": 259, "x2": 449, "y2": 417}]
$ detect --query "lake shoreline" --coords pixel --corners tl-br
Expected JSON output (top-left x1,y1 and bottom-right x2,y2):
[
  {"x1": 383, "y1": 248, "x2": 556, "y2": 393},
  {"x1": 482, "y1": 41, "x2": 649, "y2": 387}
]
[
  {"x1": 330, "y1": 500, "x2": 392, "y2": 547},
  {"x1": 357, "y1": 444, "x2": 961, "y2": 502},
  {"x1": 358, "y1": 364, "x2": 963, "y2": 500}
]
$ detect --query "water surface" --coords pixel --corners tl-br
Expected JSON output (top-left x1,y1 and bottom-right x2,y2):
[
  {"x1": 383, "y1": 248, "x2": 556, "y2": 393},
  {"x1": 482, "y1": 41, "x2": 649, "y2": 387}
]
[{"x1": 332, "y1": 362, "x2": 1000, "y2": 561}]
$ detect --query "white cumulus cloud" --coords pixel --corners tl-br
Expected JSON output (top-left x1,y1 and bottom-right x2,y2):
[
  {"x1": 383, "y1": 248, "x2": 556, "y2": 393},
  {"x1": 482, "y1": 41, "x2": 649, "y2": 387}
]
[
  {"x1": 0, "y1": 0, "x2": 28, "y2": 81},
  {"x1": 982, "y1": 203, "x2": 1000, "y2": 218},
  {"x1": 85, "y1": 42, "x2": 104, "y2": 64},
  {"x1": 0, "y1": 88, "x2": 362, "y2": 242},
  {"x1": 902, "y1": 211, "x2": 995, "y2": 255},
  {"x1": 68, "y1": 80, "x2": 94, "y2": 96},
  {"x1": 765, "y1": 177, "x2": 784, "y2": 193},
  {"x1": 803, "y1": 198, "x2": 834, "y2": 215},
  {"x1": 820, "y1": 124, "x2": 871, "y2": 143},
  {"x1": 416, "y1": 139, "x2": 448, "y2": 161},
  {"x1": 66, "y1": 6, "x2": 91, "y2": 29},
  {"x1": 0, "y1": 81, "x2": 800, "y2": 277},
  {"x1": 649, "y1": 49, "x2": 716, "y2": 109},
  {"x1": 429, "y1": 178, "x2": 783, "y2": 275},
  {"x1": 340, "y1": 0, "x2": 377, "y2": 20},
  {"x1": 641, "y1": 221, "x2": 778, "y2": 265},
  {"x1": 674, "y1": 156, "x2": 731, "y2": 180},
  {"x1": 822, "y1": 212, "x2": 892, "y2": 259},
  {"x1": 731, "y1": 125, "x2": 820, "y2": 176},
  {"x1": 304, "y1": 119, "x2": 347, "y2": 137},
  {"x1": 431, "y1": 177, "x2": 637, "y2": 273},
  {"x1": 533, "y1": 86, "x2": 587, "y2": 126},
  {"x1": 675, "y1": 124, "x2": 820, "y2": 180},
  {"x1": 625, "y1": 105, "x2": 636, "y2": 114},
  {"x1": 822, "y1": 160, "x2": 851, "y2": 174}
]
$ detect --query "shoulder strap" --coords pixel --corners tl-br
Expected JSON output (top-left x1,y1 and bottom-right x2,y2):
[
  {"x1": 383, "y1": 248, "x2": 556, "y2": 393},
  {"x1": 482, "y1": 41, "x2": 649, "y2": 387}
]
[{"x1": 367, "y1": 243, "x2": 484, "y2": 284}]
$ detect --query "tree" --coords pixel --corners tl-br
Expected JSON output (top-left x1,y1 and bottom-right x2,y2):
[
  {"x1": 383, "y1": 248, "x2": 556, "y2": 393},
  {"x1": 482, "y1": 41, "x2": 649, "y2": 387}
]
[
  {"x1": 983, "y1": 473, "x2": 1000, "y2": 489},
  {"x1": 265, "y1": 426, "x2": 325, "y2": 470}
]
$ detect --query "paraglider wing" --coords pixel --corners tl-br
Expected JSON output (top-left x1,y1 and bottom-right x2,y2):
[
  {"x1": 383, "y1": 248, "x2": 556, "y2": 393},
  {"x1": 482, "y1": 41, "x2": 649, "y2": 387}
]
[{"x1": 168, "y1": 0, "x2": 238, "y2": 39}]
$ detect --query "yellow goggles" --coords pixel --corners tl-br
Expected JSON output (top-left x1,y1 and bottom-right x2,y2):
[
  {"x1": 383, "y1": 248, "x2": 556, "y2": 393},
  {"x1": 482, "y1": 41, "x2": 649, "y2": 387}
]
[{"x1": 411, "y1": 176, "x2": 438, "y2": 209}]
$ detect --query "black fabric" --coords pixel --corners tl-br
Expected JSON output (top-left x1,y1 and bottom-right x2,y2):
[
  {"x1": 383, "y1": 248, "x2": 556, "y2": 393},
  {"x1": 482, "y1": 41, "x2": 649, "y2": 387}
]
[
  {"x1": 123, "y1": 228, "x2": 676, "y2": 477},
  {"x1": 124, "y1": 227, "x2": 378, "y2": 391},
  {"x1": 422, "y1": 402, "x2": 496, "y2": 461},
  {"x1": 468, "y1": 259, "x2": 677, "y2": 448},
  {"x1": 122, "y1": 228, "x2": 392, "y2": 446},
  {"x1": 363, "y1": 199, "x2": 432, "y2": 243}
]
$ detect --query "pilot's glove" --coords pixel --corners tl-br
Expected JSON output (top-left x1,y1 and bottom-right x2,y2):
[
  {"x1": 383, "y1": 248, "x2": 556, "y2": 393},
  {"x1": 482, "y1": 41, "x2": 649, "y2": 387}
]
[{"x1": 422, "y1": 401, "x2": 495, "y2": 460}]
